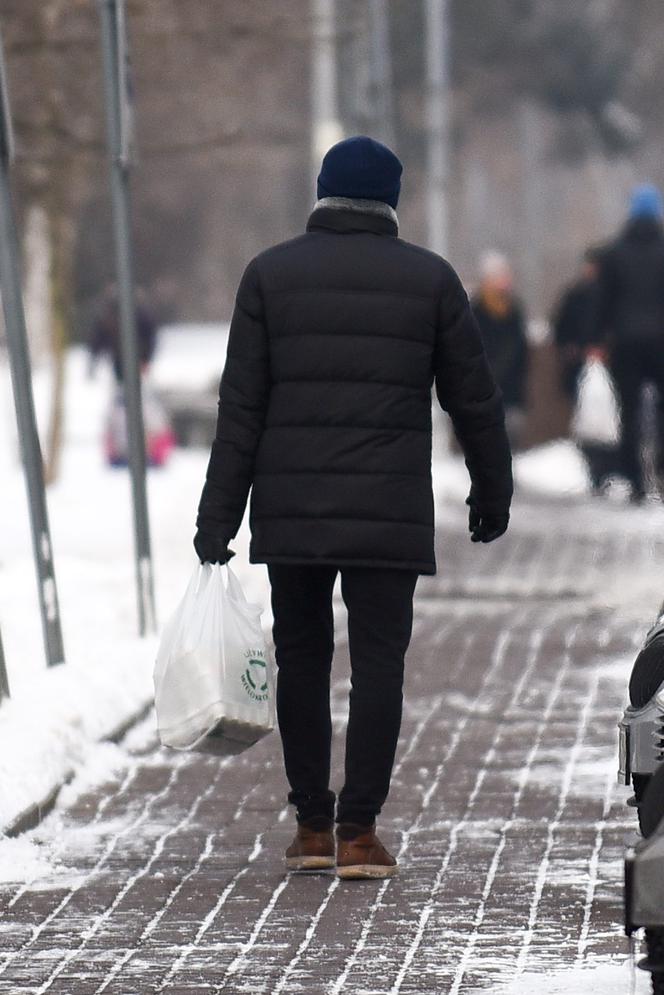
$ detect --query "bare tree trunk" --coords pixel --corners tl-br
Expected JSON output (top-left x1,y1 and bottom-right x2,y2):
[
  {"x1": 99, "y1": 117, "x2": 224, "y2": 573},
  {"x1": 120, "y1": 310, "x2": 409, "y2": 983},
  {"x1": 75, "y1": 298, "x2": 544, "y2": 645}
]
[{"x1": 23, "y1": 204, "x2": 51, "y2": 367}]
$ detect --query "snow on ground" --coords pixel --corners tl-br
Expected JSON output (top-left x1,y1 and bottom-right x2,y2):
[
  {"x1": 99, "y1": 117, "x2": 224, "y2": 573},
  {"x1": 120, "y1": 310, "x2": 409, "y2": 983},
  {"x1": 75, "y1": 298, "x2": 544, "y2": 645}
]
[
  {"x1": 515, "y1": 439, "x2": 590, "y2": 497},
  {"x1": 0, "y1": 344, "x2": 268, "y2": 833},
  {"x1": 486, "y1": 958, "x2": 650, "y2": 994},
  {"x1": 2, "y1": 345, "x2": 664, "y2": 992},
  {"x1": 149, "y1": 321, "x2": 228, "y2": 392},
  {"x1": 0, "y1": 709, "x2": 160, "y2": 889},
  {"x1": 0, "y1": 636, "x2": 155, "y2": 830},
  {"x1": 1, "y1": 344, "x2": 662, "y2": 834},
  {"x1": 432, "y1": 433, "x2": 593, "y2": 507}
]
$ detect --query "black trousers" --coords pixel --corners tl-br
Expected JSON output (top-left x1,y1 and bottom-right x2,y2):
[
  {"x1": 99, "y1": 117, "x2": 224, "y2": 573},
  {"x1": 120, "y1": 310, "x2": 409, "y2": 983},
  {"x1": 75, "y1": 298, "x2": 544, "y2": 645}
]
[
  {"x1": 267, "y1": 563, "x2": 418, "y2": 826},
  {"x1": 611, "y1": 339, "x2": 664, "y2": 495}
]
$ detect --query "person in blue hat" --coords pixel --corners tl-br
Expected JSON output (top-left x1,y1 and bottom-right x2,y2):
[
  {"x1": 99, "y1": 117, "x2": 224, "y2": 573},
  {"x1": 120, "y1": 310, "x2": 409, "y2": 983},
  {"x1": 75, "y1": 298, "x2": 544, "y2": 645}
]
[{"x1": 591, "y1": 183, "x2": 664, "y2": 501}]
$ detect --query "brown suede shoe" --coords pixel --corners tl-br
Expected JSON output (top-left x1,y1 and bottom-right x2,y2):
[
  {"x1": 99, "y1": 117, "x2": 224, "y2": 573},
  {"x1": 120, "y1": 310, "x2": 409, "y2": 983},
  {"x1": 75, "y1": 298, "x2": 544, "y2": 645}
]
[
  {"x1": 335, "y1": 822, "x2": 397, "y2": 879},
  {"x1": 285, "y1": 816, "x2": 335, "y2": 871}
]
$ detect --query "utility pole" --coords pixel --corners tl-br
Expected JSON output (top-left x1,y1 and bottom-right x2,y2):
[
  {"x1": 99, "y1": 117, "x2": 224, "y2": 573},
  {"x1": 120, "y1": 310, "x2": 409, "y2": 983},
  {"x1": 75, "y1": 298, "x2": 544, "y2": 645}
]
[
  {"x1": 311, "y1": 0, "x2": 343, "y2": 181},
  {"x1": 97, "y1": 0, "x2": 155, "y2": 636},
  {"x1": 519, "y1": 100, "x2": 542, "y2": 313},
  {"x1": 368, "y1": 0, "x2": 396, "y2": 148},
  {"x1": 424, "y1": 0, "x2": 451, "y2": 257},
  {"x1": 0, "y1": 25, "x2": 65, "y2": 668}
]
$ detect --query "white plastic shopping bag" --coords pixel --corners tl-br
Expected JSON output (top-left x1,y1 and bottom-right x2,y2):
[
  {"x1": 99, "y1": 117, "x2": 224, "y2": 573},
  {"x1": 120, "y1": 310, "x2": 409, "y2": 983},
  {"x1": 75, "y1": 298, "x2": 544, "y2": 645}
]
[
  {"x1": 571, "y1": 356, "x2": 620, "y2": 447},
  {"x1": 153, "y1": 562, "x2": 276, "y2": 755}
]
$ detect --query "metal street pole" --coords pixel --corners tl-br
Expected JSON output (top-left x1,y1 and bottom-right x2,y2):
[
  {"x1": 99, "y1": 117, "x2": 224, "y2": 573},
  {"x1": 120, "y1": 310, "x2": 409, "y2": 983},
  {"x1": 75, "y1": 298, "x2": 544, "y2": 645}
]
[
  {"x1": 424, "y1": 0, "x2": 450, "y2": 257},
  {"x1": 97, "y1": 0, "x2": 155, "y2": 636},
  {"x1": 369, "y1": 0, "x2": 396, "y2": 148},
  {"x1": 0, "y1": 27, "x2": 65, "y2": 668},
  {"x1": 311, "y1": 0, "x2": 343, "y2": 180}
]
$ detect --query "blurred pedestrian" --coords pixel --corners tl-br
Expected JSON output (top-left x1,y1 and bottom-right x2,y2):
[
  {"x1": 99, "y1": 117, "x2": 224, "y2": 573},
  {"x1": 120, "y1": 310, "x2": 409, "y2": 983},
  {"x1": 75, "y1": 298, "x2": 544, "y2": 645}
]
[
  {"x1": 88, "y1": 282, "x2": 158, "y2": 382},
  {"x1": 88, "y1": 284, "x2": 174, "y2": 468},
  {"x1": 592, "y1": 184, "x2": 664, "y2": 502},
  {"x1": 553, "y1": 247, "x2": 602, "y2": 404},
  {"x1": 193, "y1": 135, "x2": 513, "y2": 879},
  {"x1": 471, "y1": 251, "x2": 528, "y2": 449}
]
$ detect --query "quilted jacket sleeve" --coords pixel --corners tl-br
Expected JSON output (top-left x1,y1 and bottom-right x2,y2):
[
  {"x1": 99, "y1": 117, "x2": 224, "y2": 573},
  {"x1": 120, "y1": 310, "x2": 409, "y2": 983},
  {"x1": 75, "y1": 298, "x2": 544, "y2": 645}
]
[
  {"x1": 434, "y1": 265, "x2": 513, "y2": 515},
  {"x1": 195, "y1": 258, "x2": 270, "y2": 541}
]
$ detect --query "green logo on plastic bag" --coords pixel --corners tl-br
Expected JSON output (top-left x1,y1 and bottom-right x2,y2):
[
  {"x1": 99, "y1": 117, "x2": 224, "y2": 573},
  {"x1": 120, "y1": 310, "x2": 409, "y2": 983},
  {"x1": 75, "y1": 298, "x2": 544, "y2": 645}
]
[{"x1": 241, "y1": 653, "x2": 269, "y2": 702}]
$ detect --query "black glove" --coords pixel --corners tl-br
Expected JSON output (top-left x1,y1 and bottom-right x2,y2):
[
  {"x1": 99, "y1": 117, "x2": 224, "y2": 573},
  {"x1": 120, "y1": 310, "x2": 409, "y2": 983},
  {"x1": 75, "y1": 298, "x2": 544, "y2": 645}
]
[
  {"x1": 466, "y1": 495, "x2": 509, "y2": 544},
  {"x1": 193, "y1": 530, "x2": 235, "y2": 565}
]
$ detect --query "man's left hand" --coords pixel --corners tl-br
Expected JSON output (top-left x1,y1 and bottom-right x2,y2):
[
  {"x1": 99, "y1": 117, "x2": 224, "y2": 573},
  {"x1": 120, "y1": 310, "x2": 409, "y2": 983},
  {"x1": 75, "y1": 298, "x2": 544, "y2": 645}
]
[
  {"x1": 193, "y1": 530, "x2": 235, "y2": 564},
  {"x1": 466, "y1": 496, "x2": 510, "y2": 544}
]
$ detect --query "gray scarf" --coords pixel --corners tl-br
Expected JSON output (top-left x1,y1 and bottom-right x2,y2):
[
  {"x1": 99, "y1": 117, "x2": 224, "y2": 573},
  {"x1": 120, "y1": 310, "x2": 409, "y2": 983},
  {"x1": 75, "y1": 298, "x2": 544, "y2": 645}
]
[{"x1": 313, "y1": 196, "x2": 399, "y2": 233}]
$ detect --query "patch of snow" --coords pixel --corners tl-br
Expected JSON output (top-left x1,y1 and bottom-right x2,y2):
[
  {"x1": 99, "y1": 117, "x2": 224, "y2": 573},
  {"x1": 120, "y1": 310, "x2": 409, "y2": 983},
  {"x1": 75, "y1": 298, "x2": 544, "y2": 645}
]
[
  {"x1": 0, "y1": 636, "x2": 155, "y2": 831},
  {"x1": 55, "y1": 739, "x2": 135, "y2": 808},
  {"x1": 515, "y1": 439, "x2": 590, "y2": 497},
  {"x1": 0, "y1": 833, "x2": 62, "y2": 885},
  {"x1": 0, "y1": 346, "x2": 270, "y2": 835},
  {"x1": 444, "y1": 692, "x2": 495, "y2": 716},
  {"x1": 118, "y1": 706, "x2": 160, "y2": 753},
  {"x1": 434, "y1": 437, "x2": 591, "y2": 505},
  {"x1": 487, "y1": 958, "x2": 650, "y2": 994},
  {"x1": 150, "y1": 322, "x2": 229, "y2": 393}
]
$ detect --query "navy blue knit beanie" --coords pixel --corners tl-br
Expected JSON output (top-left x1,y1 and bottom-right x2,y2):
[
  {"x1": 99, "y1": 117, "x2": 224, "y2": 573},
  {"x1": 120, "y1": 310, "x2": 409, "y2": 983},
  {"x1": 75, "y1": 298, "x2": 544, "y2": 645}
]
[{"x1": 317, "y1": 135, "x2": 402, "y2": 209}]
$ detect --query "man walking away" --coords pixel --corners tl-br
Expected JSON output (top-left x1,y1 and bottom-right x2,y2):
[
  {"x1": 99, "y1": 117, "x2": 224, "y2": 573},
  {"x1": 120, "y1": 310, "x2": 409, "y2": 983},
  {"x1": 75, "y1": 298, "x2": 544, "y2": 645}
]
[
  {"x1": 471, "y1": 251, "x2": 528, "y2": 450},
  {"x1": 194, "y1": 136, "x2": 513, "y2": 879},
  {"x1": 554, "y1": 247, "x2": 618, "y2": 492},
  {"x1": 88, "y1": 282, "x2": 158, "y2": 383},
  {"x1": 592, "y1": 184, "x2": 664, "y2": 502}
]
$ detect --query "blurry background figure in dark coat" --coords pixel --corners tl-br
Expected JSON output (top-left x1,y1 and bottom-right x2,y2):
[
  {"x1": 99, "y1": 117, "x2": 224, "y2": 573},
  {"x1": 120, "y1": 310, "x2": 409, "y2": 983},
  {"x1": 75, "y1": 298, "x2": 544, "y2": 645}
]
[
  {"x1": 553, "y1": 246, "x2": 603, "y2": 405},
  {"x1": 592, "y1": 184, "x2": 664, "y2": 502},
  {"x1": 471, "y1": 251, "x2": 528, "y2": 450},
  {"x1": 88, "y1": 282, "x2": 158, "y2": 383},
  {"x1": 553, "y1": 246, "x2": 618, "y2": 495},
  {"x1": 87, "y1": 283, "x2": 173, "y2": 468}
]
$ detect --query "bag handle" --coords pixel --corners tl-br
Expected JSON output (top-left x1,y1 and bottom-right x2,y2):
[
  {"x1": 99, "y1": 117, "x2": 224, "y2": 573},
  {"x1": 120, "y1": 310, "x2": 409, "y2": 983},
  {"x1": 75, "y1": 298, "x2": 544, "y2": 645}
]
[
  {"x1": 202, "y1": 561, "x2": 262, "y2": 614},
  {"x1": 224, "y1": 562, "x2": 248, "y2": 604}
]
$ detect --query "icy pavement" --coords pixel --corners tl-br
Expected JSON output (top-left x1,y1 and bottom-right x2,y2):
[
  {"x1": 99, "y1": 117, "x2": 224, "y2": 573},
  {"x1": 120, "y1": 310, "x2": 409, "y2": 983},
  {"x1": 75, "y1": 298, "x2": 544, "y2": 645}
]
[
  {"x1": 2, "y1": 347, "x2": 664, "y2": 991},
  {"x1": 1, "y1": 485, "x2": 663, "y2": 993}
]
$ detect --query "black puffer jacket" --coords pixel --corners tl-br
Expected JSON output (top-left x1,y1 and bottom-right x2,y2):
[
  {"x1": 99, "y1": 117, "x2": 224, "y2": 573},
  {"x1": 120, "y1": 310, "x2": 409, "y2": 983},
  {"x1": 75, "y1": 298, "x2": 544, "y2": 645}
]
[
  {"x1": 471, "y1": 296, "x2": 528, "y2": 408},
  {"x1": 594, "y1": 216, "x2": 664, "y2": 344},
  {"x1": 196, "y1": 203, "x2": 512, "y2": 575}
]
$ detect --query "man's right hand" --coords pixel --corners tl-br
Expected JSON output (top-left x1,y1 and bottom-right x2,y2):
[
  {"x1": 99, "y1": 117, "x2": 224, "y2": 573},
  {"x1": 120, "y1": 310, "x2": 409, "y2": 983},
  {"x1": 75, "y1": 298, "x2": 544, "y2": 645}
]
[
  {"x1": 466, "y1": 496, "x2": 509, "y2": 544},
  {"x1": 193, "y1": 530, "x2": 235, "y2": 565},
  {"x1": 586, "y1": 345, "x2": 609, "y2": 364}
]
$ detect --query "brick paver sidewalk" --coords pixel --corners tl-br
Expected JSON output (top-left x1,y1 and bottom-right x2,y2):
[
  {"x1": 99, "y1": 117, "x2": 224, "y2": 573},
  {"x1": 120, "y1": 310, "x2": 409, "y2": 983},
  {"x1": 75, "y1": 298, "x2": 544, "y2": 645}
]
[{"x1": 1, "y1": 493, "x2": 663, "y2": 995}]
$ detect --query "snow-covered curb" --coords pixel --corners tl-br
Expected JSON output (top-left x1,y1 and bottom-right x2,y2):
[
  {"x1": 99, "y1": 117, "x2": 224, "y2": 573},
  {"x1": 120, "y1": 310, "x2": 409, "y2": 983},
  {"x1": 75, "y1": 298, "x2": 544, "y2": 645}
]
[
  {"x1": 1, "y1": 346, "x2": 269, "y2": 839},
  {"x1": 0, "y1": 635, "x2": 156, "y2": 835}
]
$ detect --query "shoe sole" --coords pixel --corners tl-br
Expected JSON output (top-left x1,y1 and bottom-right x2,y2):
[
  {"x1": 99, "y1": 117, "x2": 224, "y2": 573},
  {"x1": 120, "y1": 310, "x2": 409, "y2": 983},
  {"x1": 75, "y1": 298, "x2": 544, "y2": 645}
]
[
  {"x1": 286, "y1": 855, "x2": 335, "y2": 871},
  {"x1": 336, "y1": 863, "x2": 397, "y2": 880}
]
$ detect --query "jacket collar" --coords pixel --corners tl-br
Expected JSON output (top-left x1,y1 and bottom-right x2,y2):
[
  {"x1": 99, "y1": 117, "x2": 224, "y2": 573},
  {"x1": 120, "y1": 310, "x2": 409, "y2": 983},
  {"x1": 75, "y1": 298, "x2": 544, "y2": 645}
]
[{"x1": 306, "y1": 196, "x2": 399, "y2": 237}]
